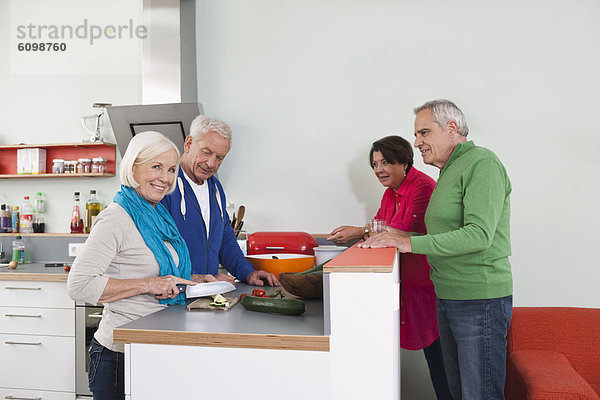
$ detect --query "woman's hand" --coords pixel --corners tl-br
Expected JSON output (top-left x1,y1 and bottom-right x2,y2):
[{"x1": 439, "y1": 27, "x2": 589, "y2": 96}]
[
  {"x1": 191, "y1": 274, "x2": 217, "y2": 283},
  {"x1": 358, "y1": 231, "x2": 412, "y2": 253},
  {"x1": 328, "y1": 225, "x2": 365, "y2": 245},
  {"x1": 145, "y1": 275, "x2": 196, "y2": 300},
  {"x1": 191, "y1": 273, "x2": 236, "y2": 285},
  {"x1": 98, "y1": 275, "x2": 196, "y2": 303},
  {"x1": 214, "y1": 273, "x2": 236, "y2": 285}
]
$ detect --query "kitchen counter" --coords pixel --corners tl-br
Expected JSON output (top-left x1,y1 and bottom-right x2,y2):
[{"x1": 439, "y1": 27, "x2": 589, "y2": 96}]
[
  {"x1": 114, "y1": 283, "x2": 328, "y2": 351},
  {"x1": 116, "y1": 244, "x2": 401, "y2": 400},
  {"x1": 0, "y1": 262, "x2": 70, "y2": 282}
]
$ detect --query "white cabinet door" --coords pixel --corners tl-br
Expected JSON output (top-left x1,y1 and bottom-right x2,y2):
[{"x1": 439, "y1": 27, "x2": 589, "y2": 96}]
[
  {"x1": 128, "y1": 343, "x2": 331, "y2": 400},
  {"x1": 0, "y1": 281, "x2": 73, "y2": 309},
  {"x1": 0, "y1": 334, "x2": 75, "y2": 392},
  {"x1": 0, "y1": 307, "x2": 74, "y2": 336}
]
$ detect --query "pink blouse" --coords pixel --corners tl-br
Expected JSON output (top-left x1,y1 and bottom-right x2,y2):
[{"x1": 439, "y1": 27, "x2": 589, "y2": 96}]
[{"x1": 374, "y1": 167, "x2": 439, "y2": 350}]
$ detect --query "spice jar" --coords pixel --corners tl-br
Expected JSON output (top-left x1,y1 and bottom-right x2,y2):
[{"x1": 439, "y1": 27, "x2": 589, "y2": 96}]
[
  {"x1": 78, "y1": 158, "x2": 92, "y2": 174},
  {"x1": 69, "y1": 160, "x2": 78, "y2": 174},
  {"x1": 52, "y1": 159, "x2": 65, "y2": 174},
  {"x1": 92, "y1": 157, "x2": 107, "y2": 173}
]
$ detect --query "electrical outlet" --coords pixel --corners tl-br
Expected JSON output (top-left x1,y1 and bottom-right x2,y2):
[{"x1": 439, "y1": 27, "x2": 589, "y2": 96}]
[{"x1": 68, "y1": 243, "x2": 84, "y2": 257}]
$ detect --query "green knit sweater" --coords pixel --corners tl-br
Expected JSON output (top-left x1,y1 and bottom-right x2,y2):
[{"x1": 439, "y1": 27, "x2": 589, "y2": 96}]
[{"x1": 411, "y1": 141, "x2": 513, "y2": 300}]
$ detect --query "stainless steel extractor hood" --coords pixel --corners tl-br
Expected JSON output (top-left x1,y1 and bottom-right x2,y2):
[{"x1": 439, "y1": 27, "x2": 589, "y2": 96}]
[{"x1": 106, "y1": 102, "x2": 204, "y2": 157}]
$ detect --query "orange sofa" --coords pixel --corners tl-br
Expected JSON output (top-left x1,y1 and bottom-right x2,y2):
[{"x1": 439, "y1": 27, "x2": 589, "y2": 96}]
[{"x1": 505, "y1": 307, "x2": 600, "y2": 400}]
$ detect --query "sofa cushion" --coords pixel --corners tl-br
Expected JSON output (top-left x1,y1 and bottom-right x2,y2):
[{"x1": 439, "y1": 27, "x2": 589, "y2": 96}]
[
  {"x1": 508, "y1": 350, "x2": 599, "y2": 400},
  {"x1": 507, "y1": 307, "x2": 600, "y2": 385}
]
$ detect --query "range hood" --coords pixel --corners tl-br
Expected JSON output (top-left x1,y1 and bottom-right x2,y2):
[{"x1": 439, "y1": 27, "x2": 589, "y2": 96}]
[{"x1": 106, "y1": 102, "x2": 204, "y2": 157}]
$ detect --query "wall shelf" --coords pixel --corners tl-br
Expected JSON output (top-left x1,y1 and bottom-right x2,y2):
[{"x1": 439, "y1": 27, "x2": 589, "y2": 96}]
[
  {"x1": 0, "y1": 233, "x2": 88, "y2": 238},
  {"x1": 0, "y1": 142, "x2": 116, "y2": 177},
  {"x1": 0, "y1": 173, "x2": 114, "y2": 179}
]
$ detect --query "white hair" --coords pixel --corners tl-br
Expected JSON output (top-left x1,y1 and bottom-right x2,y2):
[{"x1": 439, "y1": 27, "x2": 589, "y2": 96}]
[
  {"x1": 414, "y1": 99, "x2": 469, "y2": 137},
  {"x1": 189, "y1": 115, "x2": 233, "y2": 144},
  {"x1": 120, "y1": 131, "x2": 180, "y2": 194}
]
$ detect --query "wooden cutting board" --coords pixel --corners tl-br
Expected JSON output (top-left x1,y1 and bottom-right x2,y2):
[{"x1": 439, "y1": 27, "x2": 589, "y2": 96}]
[{"x1": 186, "y1": 297, "x2": 239, "y2": 312}]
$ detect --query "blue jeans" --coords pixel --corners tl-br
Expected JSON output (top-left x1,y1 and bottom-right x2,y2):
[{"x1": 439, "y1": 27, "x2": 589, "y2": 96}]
[
  {"x1": 436, "y1": 296, "x2": 512, "y2": 400},
  {"x1": 88, "y1": 337, "x2": 125, "y2": 400}
]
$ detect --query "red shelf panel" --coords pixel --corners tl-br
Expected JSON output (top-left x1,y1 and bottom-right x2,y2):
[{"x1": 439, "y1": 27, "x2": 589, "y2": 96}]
[{"x1": 0, "y1": 142, "x2": 116, "y2": 177}]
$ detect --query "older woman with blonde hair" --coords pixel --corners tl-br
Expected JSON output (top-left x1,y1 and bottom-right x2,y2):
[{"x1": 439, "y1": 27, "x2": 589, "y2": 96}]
[{"x1": 68, "y1": 131, "x2": 196, "y2": 400}]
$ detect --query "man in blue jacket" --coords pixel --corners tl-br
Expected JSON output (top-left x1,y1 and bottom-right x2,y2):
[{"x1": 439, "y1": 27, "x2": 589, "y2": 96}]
[{"x1": 161, "y1": 115, "x2": 279, "y2": 286}]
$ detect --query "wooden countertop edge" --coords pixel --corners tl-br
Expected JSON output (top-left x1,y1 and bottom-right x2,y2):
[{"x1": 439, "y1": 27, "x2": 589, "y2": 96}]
[
  {"x1": 0, "y1": 272, "x2": 68, "y2": 282},
  {"x1": 113, "y1": 328, "x2": 330, "y2": 352},
  {"x1": 323, "y1": 265, "x2": 393, "y2": 273}
]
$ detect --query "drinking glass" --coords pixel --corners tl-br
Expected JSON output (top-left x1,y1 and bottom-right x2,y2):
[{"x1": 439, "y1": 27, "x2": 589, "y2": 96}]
[{"x1": 367, "y1": 219, "x2": 387, "y2": 237}]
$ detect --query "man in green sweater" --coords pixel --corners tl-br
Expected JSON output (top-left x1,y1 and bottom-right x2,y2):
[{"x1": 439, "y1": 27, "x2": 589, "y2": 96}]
[{"x1": 361, "y1": 99, "x2": 513, "y2": 400}]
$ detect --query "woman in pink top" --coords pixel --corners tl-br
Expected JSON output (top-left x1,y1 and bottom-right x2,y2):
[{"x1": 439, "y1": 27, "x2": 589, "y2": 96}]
[{"x1": 329, "y1": 136, "x2": 451, "y2": 400}]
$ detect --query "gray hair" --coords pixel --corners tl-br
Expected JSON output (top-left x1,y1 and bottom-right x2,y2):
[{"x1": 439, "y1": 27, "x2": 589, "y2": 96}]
[
  {"x1": 120, "y1": 131, "x2": 180, "y2": 195},
  {"x1": 189, "y1": 115, "x2": 233, "y2": 144},
  {"x1": 414, "y1": 99, "x2": 469, "y2": 137}
]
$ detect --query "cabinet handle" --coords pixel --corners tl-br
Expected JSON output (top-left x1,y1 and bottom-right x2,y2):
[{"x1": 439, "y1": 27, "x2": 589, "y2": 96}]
[
  {"x1": 5, "y1": 396, "x2": 42, "y2": 400},
  {"x1": 4, "y1": 286, "x2": 42, "y2": 290},
  {"x1": 4, "y1": 341, "x2": 42, "y2": 346},
  {"x1": 4, "y1": 314, "x2": 42, "y2": 318}
]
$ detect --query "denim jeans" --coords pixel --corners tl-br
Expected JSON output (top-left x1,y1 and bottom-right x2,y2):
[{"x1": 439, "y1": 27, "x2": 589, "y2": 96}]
[
  {"x1": 436, "y1": 295, "x2": 512, "y2": 400},
  {"x1": 88, "y1": 337, "x2": 125, "y2": 400}
]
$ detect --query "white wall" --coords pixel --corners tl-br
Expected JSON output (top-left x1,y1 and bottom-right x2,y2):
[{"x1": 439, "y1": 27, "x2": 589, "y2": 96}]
[
  {"x1": 195, "y1": 0, "x2": 600, "y2": 309},
  {"x1": 0, "y1": 1, "x2": 176, "y2": 233}
]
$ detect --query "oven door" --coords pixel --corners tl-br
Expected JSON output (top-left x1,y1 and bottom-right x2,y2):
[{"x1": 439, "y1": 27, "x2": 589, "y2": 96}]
[{"x1": 75, "y1": 303, "x2": 103, "y2": 397}]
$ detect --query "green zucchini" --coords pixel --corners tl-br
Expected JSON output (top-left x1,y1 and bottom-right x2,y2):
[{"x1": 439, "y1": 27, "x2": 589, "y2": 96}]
[
  {"x1": 241, "y1": 295, "x2": 306, "y2": 316},
  {"x1": 296, "y1": 262, "x2": 326, "y2": 275}
]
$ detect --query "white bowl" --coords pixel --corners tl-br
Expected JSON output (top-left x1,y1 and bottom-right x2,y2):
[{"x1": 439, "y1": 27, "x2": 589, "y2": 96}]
[{"x1": 313, "y1": 245, "x2": 347, "y2": 266}]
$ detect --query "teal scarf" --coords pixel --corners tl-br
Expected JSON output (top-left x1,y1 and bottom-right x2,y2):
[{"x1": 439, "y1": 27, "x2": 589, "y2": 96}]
[{"x1": 114, "y1": 185, "x2": 191, "y2": 305}]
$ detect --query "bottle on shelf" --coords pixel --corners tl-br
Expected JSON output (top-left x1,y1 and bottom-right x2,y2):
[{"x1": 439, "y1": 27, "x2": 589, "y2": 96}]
[
  {"x1": 20, "y1": 196, "x2": 34, "y2": 233},
  {"x1": 85, "y1": 189, "x2": 101, "y2": 233},
  {"x1": 33, "y1": 192, "x2": 46, "y2": 233},
  {"x1": 11, "y1": 206, "x2": 20, "y2": 233},
  {"x1": 12, "y1": 234, "x2": 25, "y2": 264},
  {"x1": 0, "y1": 204, "x2": 12, "y2": 233},
  {"x1": 70, "y1": 191, "x2": 84, "y2": 234}
]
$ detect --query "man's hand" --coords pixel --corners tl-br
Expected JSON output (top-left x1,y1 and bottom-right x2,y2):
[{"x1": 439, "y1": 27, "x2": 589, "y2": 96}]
[
  {"x1": 246, "y1": 270, "x2": 280, "y2": 287},
  {"x1": 386, "y1": 226, "x2": 412, "y2": 237},
  {"x1": 358, "y1": 231, "x2": 412, "y2": 253}
]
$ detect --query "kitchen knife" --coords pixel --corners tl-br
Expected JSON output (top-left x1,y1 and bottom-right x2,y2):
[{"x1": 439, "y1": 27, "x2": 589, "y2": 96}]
[{"x1": 185, "y1": 281, "x2": 236, "y2": 299}]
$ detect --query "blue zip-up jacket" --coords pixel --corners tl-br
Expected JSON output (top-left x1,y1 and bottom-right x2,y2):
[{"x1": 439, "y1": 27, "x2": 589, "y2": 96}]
[{"x1": 160, "y1": 168, "x2": 254, "y2": 281}]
